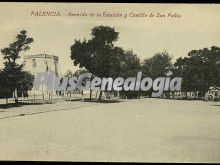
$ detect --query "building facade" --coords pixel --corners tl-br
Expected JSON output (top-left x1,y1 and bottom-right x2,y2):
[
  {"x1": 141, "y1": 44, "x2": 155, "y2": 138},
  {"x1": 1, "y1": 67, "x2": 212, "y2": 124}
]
[
  {"x1": 23, "y1": 54, "x2": 59, "y2": 76},
  {"x1": 23, "y1": 54, "x2": 60, "y2": 95}
]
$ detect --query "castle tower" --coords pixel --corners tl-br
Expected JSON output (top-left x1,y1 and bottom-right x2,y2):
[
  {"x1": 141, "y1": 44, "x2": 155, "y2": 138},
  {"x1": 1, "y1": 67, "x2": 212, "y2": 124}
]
[
  {"x1": 23, "y1": 54, "x2": 60, "y2": 95},
  {"x1": 23, "y1": 54, "x2": 59, "y2": 76}
]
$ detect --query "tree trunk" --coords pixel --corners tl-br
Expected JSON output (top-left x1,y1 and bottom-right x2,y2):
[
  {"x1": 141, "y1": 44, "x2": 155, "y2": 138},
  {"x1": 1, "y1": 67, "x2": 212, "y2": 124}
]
[
  {"x1": 81, "y1": 91, "x2": 84, "y2": 101},
  {"x1": 90, "y1": 89, "x2": 92, "y2": 100},
  {"x1": 117, "y1": 91, "x2": 120, "y2": 100},
  {"x1": 96, "y1": 91, "x2": 98, "y2": 100},
  {"x1": 13, "y1": 88, "x2": 18, "y2": 105},
  {"x1": 202, "y1": 90, "x2": 205, "y2": 99},
  {"x1": 98, "y1": 91, "x2": 103, "y2": 102},
  {"x1": 22, "y1": 91, "x2": 24, "y2": 101},
  {"x1": 69, "y1": 92, "x2": 71, "y2": 102},
  {"x1": 15, "y1": 98, "x2": 18, "y2": 105},
  {"x1": 34, "y1": 92, "x2": 36, "y2": 102}
]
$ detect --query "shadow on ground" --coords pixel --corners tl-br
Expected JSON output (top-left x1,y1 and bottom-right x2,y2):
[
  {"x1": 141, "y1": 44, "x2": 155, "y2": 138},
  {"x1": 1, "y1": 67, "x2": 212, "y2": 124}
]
[
  {"x1": 0, "y1": 102, "x2": 52, "y2": 109},
  {"x1": 81, "y1": 98, "x2": 123, "y2": 103},
  {"x1": 0, "y1": 103, "x2": 99, "y2": 120},
  {"x1": 210, "y1": 104, "x2": 220, "y2": 107}
]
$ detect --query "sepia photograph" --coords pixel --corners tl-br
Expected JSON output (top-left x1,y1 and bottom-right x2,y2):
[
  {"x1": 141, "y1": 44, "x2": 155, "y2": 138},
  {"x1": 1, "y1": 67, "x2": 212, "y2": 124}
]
[{"x1": 0, "y1": 2, "x2": 220, "y2": 163}]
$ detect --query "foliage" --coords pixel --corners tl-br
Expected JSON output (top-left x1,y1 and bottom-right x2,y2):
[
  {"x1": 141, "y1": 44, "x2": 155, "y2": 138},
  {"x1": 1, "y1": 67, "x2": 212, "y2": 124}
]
[
  {"x1": 0, "y1": 30, "x2": 34, "y2": 102},
  {"x1": 173, "y1": 46, "x2": 220, "y2": 97},
  {"x1": 142, "y1": 50, "x2": 173, "y2": 78}
]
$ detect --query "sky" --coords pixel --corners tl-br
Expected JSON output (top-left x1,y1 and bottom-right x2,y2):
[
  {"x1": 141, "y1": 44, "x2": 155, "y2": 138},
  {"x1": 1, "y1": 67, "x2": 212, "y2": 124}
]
[{"x1": 0, "y1": 3, "x2": 219, "y2": 74}]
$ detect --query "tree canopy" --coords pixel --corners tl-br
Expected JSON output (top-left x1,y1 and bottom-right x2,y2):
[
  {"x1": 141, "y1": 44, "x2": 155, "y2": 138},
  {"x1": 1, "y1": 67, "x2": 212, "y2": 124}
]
[
  {"x1": 173, "y1": 46, "x2": 220, "y2": 97},
  {"x1": 0, "y1": 30, "x2": 34, "y2": 103},
  {"x1": 70, "y1": 25, "x2": 219, "y2": 100}
]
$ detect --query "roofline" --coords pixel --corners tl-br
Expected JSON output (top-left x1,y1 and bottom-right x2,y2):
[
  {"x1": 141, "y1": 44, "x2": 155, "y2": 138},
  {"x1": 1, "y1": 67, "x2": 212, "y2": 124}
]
[{"x1": 24, "y1": 54, "x2": 59, "y2": 60}]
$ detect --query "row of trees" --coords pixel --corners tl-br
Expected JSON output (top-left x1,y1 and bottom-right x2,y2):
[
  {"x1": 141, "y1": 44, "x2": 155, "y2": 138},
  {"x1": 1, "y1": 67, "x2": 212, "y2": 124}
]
[
  {"x1": 1, "y1": 26, "x2": 220, "y2": 103},
  {"x1": 70, "y1": 25, "x2": 220, "y2": 101},
  {"x1": 173, "y1": 46, "x2": 220, "y2": 98}
]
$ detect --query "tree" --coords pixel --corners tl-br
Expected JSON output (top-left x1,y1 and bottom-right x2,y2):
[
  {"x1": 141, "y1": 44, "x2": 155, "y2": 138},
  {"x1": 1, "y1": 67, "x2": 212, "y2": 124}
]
[
  {"x1": 70, "y1": 26, "x2": 122, "y2": 102},
  {"x1": 141, "y1": 51, "x2": 173, "y2": 97},
  {"x1": 119, "y1": 50, "x2": 141, "y2": 99},
  {"x1": 142, "y1": 51, "x2": 173, "y2": 78},
  {"x1": 64, "y1": 69, "x2": 73, "y2": 77},
  {"x1": 173, "y1": 46, "x2": 220, "y2": 98},
  {"x1": 173, "y1": 57, "x2": 190, "y2": 96},
  {"x1": 0, "y1": 70, "x2": 11, "y2": 101},
  {"x1": 73, "y1": 69, "x2": 88, "y2": 101},
  {"x1": 1, "y1": 30, "x2": 34, "y2": 103},
  {"x1": 17, "y1": 71, "x2": 34, "y2": 97}
]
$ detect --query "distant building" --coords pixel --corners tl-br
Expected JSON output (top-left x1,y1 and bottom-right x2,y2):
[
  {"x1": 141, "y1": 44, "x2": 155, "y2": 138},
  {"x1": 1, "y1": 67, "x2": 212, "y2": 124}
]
[
  {"x1": 23, "y1": 54, "x2": 60, "y2": 95},
  {"x1": 23, "y1": 54, "x2": 59, "y2": 76}
]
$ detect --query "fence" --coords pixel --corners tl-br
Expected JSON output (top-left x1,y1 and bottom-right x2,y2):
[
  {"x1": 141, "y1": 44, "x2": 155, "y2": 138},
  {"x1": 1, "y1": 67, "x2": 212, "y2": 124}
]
[{"x1": 0, "y1": 90, "x2": 87, "y2": 105}]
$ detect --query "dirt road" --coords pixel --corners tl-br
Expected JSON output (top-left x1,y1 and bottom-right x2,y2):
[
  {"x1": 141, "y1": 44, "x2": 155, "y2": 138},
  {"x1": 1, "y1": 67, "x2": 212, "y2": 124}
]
[{"x1": 0, "y1": 98, "x2": 220, "y2": 162}]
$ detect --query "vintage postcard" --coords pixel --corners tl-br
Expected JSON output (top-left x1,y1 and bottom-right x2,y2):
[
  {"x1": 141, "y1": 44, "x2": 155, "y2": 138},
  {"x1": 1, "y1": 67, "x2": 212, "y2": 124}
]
[{"x1": 0, "y1": 2, "x2": 220, "y2": 163}]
